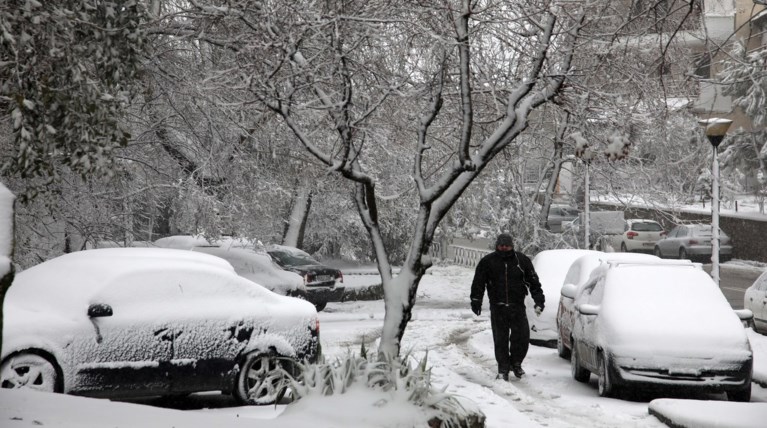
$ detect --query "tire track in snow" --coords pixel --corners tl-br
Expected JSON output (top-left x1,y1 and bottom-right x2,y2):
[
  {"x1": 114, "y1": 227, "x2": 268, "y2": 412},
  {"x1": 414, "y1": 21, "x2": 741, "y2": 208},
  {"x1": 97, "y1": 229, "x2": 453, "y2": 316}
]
[{"x1": 434, "y1": 323, "x2": 664, "y2": 428}]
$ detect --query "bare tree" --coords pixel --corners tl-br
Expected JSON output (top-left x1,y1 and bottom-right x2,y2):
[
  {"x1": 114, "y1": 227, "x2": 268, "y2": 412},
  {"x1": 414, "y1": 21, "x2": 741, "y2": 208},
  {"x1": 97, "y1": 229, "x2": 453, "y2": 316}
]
[{"x1": 150, "y1": 0, "x2": 584, "y2": 356}]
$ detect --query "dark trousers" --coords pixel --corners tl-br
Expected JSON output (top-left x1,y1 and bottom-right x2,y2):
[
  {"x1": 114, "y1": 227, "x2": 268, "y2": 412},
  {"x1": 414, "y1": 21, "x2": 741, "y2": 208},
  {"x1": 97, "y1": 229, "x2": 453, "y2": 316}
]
[{"x1": 490, "y1": 304, "x2": 530, "y2": 374}]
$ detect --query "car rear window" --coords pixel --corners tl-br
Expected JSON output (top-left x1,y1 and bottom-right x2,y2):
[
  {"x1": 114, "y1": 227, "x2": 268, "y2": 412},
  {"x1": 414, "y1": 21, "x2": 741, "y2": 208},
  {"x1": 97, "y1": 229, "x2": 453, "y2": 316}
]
[{"x1": 631, "y1": 222, "x2": 662, "y2": 232}]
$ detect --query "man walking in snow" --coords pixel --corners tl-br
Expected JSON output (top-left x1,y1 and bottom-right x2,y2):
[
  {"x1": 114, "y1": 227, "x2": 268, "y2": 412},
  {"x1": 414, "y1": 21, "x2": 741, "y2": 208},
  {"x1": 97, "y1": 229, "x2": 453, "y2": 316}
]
[{"x1": 470, "y1": 233, "x2": 545, "y2": 380}]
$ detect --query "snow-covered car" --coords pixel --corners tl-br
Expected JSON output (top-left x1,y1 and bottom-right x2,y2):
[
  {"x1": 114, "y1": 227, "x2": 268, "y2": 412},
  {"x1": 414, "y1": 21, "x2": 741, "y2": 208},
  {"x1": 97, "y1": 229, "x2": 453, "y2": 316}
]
[
  {"x1": 745, "y1": 269, "x2": 767, "y2": 335},
  {"x1": 556, "y1": 252, "x2": 662, "y2": 359},
  {"x1": 153, "y1": 235, "x2": 307, "y2": 299},
  {"x1": 653, "y1": 223, "x2": 733, "y2": 262},
  {"x1": 267, "y1": 245, "x2": 344, "y2": 312},
  {"x1": 569, "y1": 260, "x2": 753, "y2": 401},
  {"x1": 0, "y1": 248, "x2": 320, "y2": 404},
  {"x1": 526, "y1": 249, "x2": 602, "y2": 345},
  {"x1": 602, "y1": 219, "x2": 665, "y2": 253}
]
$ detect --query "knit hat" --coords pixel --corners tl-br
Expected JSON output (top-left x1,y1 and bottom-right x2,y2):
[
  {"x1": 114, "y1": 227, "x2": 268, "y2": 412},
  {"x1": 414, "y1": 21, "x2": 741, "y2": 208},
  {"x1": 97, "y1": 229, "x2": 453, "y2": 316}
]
[{"x1": 495, "y1": 233, "x2": 514, "y2": 247}]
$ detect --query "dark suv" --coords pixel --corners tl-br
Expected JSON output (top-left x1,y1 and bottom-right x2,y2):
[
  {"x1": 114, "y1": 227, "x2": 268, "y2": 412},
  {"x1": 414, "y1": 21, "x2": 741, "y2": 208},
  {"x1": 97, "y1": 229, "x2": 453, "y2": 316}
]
[{"x1": 267, "y1": 245, "x2": 345, "y2": 311}]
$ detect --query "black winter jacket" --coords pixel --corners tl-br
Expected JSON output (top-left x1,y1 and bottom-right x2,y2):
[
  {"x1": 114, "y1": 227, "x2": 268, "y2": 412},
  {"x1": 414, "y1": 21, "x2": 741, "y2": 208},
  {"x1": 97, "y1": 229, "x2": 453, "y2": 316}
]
[{"x1": 470, "y1": 250, "x2": 545, "y2": 309}]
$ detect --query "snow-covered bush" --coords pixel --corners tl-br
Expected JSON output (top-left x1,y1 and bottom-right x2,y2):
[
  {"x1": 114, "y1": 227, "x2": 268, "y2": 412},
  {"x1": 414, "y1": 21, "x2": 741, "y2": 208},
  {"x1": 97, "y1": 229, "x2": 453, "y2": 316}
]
[{"x1": 290, "y1": 348, "x2": 483, "y2": 428}]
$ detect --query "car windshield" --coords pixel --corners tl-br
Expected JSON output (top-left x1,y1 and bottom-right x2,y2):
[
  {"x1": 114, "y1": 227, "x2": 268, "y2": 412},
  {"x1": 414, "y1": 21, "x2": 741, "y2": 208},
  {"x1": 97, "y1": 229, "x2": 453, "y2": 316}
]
[
  {"x1": 632, "y1": 222, "x2": 662, "y2": 232},
  {"x1": 269, "y1": 250, "x2": 319, "y2": 267}
]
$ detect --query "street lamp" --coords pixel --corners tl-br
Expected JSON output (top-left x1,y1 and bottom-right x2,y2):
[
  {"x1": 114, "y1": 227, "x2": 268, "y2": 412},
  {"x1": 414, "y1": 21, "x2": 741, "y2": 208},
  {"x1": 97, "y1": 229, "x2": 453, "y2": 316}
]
[{"x1": 698, "y1": 118, "x2": 732, "y2": 286}]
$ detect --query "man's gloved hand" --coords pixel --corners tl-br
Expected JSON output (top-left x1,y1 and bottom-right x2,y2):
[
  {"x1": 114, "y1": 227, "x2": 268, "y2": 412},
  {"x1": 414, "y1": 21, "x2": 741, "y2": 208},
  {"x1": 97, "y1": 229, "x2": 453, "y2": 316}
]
[
  {"x1": 534, "y1": 306, "x2": 544, "y2": 317},
  {"x1": 471, "y1": 301, "x2": 481, "y2": 316}
]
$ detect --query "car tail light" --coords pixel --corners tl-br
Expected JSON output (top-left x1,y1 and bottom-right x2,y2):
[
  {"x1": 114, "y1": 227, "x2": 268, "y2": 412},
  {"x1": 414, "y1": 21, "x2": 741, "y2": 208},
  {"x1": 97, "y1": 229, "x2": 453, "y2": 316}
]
[
  {"x1": 626, "y1": 231, "x2": 638, "y2": 239},
  {"x1": 660, "y1": 230, "x2": 667, "y2": 237},
  {"x1": 338, "y1": 271, "x2": 343, "y2": 283},
  {"x1": 688, "y1": 239, "x2": 699, "y2": 245},
  {"x1": 304, "y1": 273, "x2": 313, "y2": 285},
  {"x1": 313, "y1": 317, "x2": 320, "y2": 333}
]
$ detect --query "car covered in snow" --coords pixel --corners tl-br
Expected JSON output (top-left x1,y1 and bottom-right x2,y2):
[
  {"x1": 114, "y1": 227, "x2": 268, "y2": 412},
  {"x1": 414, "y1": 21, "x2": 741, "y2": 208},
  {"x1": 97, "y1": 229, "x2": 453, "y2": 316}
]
[
  {"x1": 0, "y1": 248, "x2": 320, "y2": 404},
  {"x1": 526, "y1": 249, "x2": 602, "y2": 346},
  {"x1": 556, "y1": 252, "x2": 662, "y2": 359},
  {"x1": 266, "y1": 245, "x2": 344, "y2": 312},
  {"x1": 745, "y1": 269, "x2": 767, "y2": 335},
  {"x1": 569, "y1": 260, "x2": 753, "y2": 401}
]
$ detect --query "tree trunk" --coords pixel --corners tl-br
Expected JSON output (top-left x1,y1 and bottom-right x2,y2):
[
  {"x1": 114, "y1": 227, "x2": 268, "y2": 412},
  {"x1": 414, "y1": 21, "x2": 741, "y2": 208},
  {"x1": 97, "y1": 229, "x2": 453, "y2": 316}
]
[
  {"x1": 283, "y1": 180, "x2": 313, "y2": 248},
  {"x1": 540, "y1": 112, "x2": 570, "y2": 228}
]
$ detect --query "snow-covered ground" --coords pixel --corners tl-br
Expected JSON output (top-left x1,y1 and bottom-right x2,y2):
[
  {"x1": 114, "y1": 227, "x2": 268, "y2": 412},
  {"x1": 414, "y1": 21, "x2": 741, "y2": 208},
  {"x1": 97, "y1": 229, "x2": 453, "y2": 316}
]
[{"x1": 2, "y1": 264, "x2": 766, "y2": 427}]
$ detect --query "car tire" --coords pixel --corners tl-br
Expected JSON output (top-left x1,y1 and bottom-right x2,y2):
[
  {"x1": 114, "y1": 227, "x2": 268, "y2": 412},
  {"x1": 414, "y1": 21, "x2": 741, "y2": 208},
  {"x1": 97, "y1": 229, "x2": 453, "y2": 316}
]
[
  {"x1": 653, "y1": 246, "x2": 663, "y2": 258},
  {"x1": 0, "y1": 352, "x2": 62, "y2": 393},
  {"x1": 597, "y1": 352, "x2": 617, "y2": 398},
  {"x1": 620, "y1": 242, "x2": 628, "y2": 253},
  {"x1": 727, "y1": 385, "x2": 751, "y2": 402},
  {"x1": 313, "y1": 301, "x2": 327, "y2": 312},
  {"x1": 679, "y1": 247, "x2": 688, "y2": 260},
  {"x1": 557, "y1": 336, "x2": 570, "y2": 360},
  {"x1": 233, "y1": 351, "x2": 290, "y2": 405},
  {"x1": 570, "y1": 340, "x2": 590, "y2": 383}
]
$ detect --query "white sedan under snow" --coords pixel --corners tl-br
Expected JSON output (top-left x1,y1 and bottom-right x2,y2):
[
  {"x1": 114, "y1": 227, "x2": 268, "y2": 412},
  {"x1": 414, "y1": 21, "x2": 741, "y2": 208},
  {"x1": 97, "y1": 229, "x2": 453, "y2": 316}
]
[
  {"x1": 526, "y1": 249, "x2": 602, "y2": 345},
  {"x1": 569, "y1": 260, "x2": 754, "y2": 401},
  {"x1": 0, "y1": 248, "x2": 320, "y2": 405}
]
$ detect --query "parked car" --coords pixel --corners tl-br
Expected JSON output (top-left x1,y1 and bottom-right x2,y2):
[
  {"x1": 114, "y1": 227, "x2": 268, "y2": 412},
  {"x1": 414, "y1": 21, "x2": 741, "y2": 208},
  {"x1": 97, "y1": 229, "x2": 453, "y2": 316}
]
[
  {"x1": 556, "y1": 252, "x2": 663, "y2": 359},
  {"x1": 266, "y1": 245, "x2": 345, "y2": 312},
  {"x1": 569, "y1": 260, "x2": 753, "y2": 401},
  {"x1": 545, "y1": 205, "x2": 580, "y2": 233},
  {"x1": 653, "y1": 223, "x2": 733, "y2": 262},
  {"x1": 526, "y1": 249, "x2": 602, "y2": 346},
  {"x1": 153, "y1": 235, "x2": 308, "y2": 303},
  {"x1": 0, "y1": 248, "x2": 320, "y2": 404},
  {"x1": 601, "y1": 219, "x2": 665, "y2": 253},
  {"x1": 745, "y1": 270, "x2": 767, "y2": 335}
]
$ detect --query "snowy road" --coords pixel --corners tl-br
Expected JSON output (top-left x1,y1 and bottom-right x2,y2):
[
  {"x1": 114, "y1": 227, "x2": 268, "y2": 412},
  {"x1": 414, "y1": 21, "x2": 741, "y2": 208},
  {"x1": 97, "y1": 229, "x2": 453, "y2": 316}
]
[{"x1": 316, "y1": 265, "x2": 767, "y2": 428}]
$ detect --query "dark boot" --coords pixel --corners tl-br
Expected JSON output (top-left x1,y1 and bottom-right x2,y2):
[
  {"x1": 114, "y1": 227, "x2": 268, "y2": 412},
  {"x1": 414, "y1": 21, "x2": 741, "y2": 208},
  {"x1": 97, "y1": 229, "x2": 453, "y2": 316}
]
[
  {"x1": 512, "y1": 363, "x2": 525, "y2": 378},
  {"x1": 496, "y1": 372, "x2": 509, "y2": 381}
]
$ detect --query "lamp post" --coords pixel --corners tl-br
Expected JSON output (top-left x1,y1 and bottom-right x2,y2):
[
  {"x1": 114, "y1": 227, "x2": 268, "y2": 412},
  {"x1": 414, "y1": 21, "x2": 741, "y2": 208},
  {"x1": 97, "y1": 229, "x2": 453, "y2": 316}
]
[
  {"x1": 584, "y1": 159, "x2": 591, "y2": 249},
  {"x1": 698, "y1": 118, "x2": 732, "y2": 286}
]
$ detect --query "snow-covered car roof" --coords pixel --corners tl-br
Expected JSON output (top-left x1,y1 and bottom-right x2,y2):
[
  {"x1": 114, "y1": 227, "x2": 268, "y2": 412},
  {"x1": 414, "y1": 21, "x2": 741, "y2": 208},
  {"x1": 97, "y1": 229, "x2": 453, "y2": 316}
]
[
  {"x1": 153, "y1": 235, "x2": 212, "y2": 249},
  {"x1": 593, "y1": 263, "x2": 748, "y2": 352},
  {"x1": 9, "y1": 248, "x2": 237, "y2": 311},
  {"x1": 564, "y1": 252, "x2": 662, "y2": 288},
  {"x1": 532, "y1": 249, "x2": 602, "y2": 293},
  {"x1": 191, "y1": 246, "x2": 304, "y2": 293}
]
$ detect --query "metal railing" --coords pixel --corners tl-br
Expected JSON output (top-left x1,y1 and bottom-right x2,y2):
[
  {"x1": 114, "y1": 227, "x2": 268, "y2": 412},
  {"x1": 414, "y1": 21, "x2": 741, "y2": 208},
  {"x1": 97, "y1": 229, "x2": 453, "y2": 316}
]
[{"x1": 449, "y1": 245, "x2": 492, "y2": 268}]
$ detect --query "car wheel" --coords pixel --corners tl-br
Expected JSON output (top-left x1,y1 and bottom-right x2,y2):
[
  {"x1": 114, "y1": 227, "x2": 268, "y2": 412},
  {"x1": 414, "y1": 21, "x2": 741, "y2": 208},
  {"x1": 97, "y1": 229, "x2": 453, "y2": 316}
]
[
  {"x1": 233, "y1": 352, "x2": 290, "y2": 405},
  {"x1": 557, "y1": 336, "x2": 570, "y2": 360},
  {"x1": 653, "y1": 246, "x2": 663, "y2": 258},
  {"x1": 597, "y1": 352, "x2": 617, "y2": 398},
  {"x1": 620, "y1": 242, "x2": 628, "y2": 253},
  {"x1": 313, "y1": 301, "x2": 327, "y2": 312},
  {"x1": 679, "y1": 247, "x2": 688, "y2": 260},
  {"x1": 570, "y1": 340, "x2": 590, "y2": 383},
  {"x1": 0, "y1": 353, "x2": 61, "y2": 392},
  {"x1": 727, "y1": 385, "x2": 751, "y2": 402}
]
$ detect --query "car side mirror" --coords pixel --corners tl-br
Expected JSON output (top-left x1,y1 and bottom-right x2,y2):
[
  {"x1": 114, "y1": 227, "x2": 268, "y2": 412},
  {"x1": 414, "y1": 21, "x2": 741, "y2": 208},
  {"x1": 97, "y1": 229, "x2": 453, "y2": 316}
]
[
  {"x1": 734, "y1": 309, "x2": 754, "y2": 329},
  {"x1": 88, "y1": 303, "x2": 113, "y2": 318},
  {"x1": 578, "y1": 303, "x2": 600, "y2": 316},
  {"x1": 561, "y1": 283, "x2": 577, "y2": 299}
]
